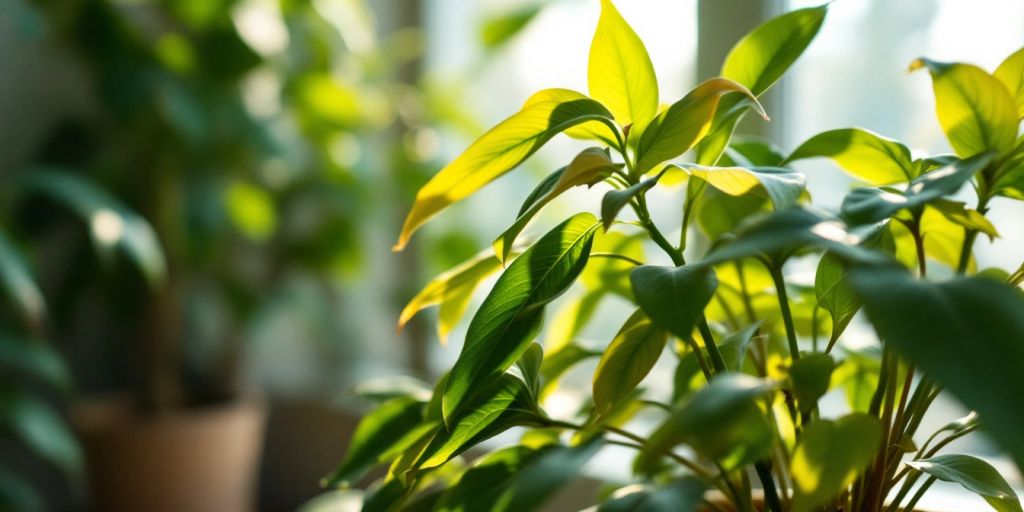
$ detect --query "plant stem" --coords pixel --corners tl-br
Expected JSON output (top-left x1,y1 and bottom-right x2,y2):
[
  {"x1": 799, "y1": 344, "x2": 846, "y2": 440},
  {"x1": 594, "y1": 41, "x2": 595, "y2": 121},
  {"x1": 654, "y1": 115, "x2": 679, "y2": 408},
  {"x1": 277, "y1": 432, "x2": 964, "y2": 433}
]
[
  {"x1": 590, "y1": 252, "x2": 643, "y2": 266},
  {"x1": 755, "y1": 462, "x2": 785, "y2": 512},
  {"x1": 698, "y1": 319, "x2": 728, "y2": 374},
  {"x1": 768, "y1": 263, "x2": 800, "y2": 361},
  {"x1": 903, "y1": 476, "x2": 938, "y2": 512},
  {"x1": 954, "y1": 195, "x2": 991, "y2": 275}
]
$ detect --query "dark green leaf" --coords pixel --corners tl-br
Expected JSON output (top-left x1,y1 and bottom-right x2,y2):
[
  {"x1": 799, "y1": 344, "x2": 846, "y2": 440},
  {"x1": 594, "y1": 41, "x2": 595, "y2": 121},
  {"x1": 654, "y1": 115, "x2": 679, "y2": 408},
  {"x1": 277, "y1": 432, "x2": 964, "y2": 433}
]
[
  {"x1": 908, "y1": 454, "x2": 1021, "y2": 512},
  {"x1": 630, "y1": 264, "x2": 717, "y2": 341},
  {"x1": 850, "y1": 267, "x2": 1024, "y2": 470},
  {"x1": 323, "y1": 397, "x2": 428, "y2": 488},
  {"x1": 516, "y1": 342, "x2": 544, "y2": 399},
  {"x1": 788, "y1": 353, "x2": 835, "y2": 413},
  {"x1": 0, "y1": 230, "x2": 44, "y2": 326},
  {"x1": 443, "y1": 213, "x2": 600, "y2": 422},
  {"x1": 598, "y1": 478, "x2": 707, "y2": 512},
  {"x1": 814, "y1": 252, "x2": 860, "y2": 344},
  {"x1": 790, "y1": 413, "x2": 882, "y2": 512},
  {"x1": 0, "y1": 467, "x2": 42, "y2": 512},
  {"x1": 719, "y1": 136, "x2": 786, "y2": 167},
  {"x1": 593, "y1": 309, "x2": 668, "y2": 415},
  {"x1": 0, "y1": 391, "x2": 81, "y2": 475},
  {"x1": 601, "y1": 171, "x2": 664, "y2": 231},
  {"x1": 0, "y1": 331, "x2": 70, "y2": 390}
]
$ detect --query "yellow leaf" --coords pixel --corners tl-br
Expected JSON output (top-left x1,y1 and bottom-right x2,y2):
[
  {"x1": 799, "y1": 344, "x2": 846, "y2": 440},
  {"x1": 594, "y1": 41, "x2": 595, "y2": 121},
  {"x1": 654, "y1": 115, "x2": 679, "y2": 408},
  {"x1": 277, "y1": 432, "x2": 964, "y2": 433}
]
[
  {"x1": 994, "y1": 46, "x2": 1024, "y2": 119},
  {"x1": 911, "y1": 59, "x2": 1018, "y2": 158},
  {"x1": 588, "y1": 0, "x2": 658, "y2": 128},
  {"x1": 394, "y1": 89, "x2": 615, "y2": 250}
]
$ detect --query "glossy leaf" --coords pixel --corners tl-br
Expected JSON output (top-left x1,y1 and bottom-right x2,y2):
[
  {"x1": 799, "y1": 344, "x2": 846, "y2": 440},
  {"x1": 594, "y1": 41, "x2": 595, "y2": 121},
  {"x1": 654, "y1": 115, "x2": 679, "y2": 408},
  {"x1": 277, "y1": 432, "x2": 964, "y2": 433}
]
[
  {"x1": 785, "y1": 128, "x2": 916, "y2": 185},
  {"x1": 322, "y1": 397, "x2": 428, "y2": 487},
  {"x1": 494, "y1": 147, "x2": 616, "y2": 262},
  {"x1": 399, "y1": 249, "x2": 503, "y2": 344},
  {"x1": 630, "y1": 264, "x2": 717, "y2": 341},
  {"x1": 443, "y1": 213, "x2": 600, "y2": 422},
  {"x1": 588, "y1": 0, "x2": 658, "y2": 129},
  {"x1": 593, "y1": 309, "x2": 668, "y2": 415},
  {"x1": 636, "y1": 78, "x2": 763, "y2": 173},
  {"x1": 394, "y1": 90, "x2": 615, "y2": 250},
  {"x1": 908, "y1": 454, "x2": 1021, "y2": 512},
  {"x1": 639, "y1": 374, "x2": 774, "y2": 472},
  {"x1": 911, "y1": 59, "x2": 1017, "y2": 157},
  {"x1": 994, "y1": 47, "x2": 1024, "y2": 119},
  {"x1": 722, "y1": 5, "x2": 828, "y2": 96},
  {"x1": 682, "y1": 164, "x2": 806, "y2": 210},
  {"x1": 790, "y1": 413, "x2": 882, "y2": 512},
  {"x1": 850, "y1": 267, "x2": 1024, "y2": 470},
  {"x1": 598, "y1": 478, "x2": 706, "y2": 512},
  {"x1": 0, "y1": 231, "x2": 45, "y2": 327},
  {"x1": 788, "y1": 353, "x2": 835, "y2": 413},
  {"x1": 434, "y1": 439, "x2": 602, "y2": 512},
  {"x1": 839, "y1": 152, "x2": 995, "y2": 225}
]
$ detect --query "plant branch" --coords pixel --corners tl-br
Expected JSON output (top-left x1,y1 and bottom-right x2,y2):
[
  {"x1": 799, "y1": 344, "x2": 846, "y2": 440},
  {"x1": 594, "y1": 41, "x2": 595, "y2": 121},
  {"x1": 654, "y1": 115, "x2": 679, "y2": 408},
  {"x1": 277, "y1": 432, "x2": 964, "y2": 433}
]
[{"x1": 768, "y1": 263, "x2": 800, "y2": 361}]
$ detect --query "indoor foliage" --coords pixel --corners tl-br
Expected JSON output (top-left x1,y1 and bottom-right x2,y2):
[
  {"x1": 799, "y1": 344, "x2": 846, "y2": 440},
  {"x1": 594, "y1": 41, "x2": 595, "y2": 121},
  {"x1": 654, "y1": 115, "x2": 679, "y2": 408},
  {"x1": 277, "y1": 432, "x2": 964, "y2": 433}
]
[{"x1": 328, "y1": 2, "x2": 1024, "y2": 511}]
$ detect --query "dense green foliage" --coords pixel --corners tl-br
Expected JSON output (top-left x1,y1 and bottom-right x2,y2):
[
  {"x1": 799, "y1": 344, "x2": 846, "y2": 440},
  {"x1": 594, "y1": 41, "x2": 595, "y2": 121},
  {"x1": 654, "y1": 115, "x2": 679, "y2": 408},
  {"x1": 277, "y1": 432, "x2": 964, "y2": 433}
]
[{"x1": 331, "y1": 2, "x2": 1024, "y2": 511}]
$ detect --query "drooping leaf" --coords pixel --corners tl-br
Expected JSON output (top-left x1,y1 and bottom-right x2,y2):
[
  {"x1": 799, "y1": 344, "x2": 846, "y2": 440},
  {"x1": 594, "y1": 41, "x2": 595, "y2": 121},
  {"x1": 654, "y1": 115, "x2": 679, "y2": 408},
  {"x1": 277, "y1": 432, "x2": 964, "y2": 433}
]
[
  {"x1": 398, "y1": 248, "x2": 503, "y2": 344},
  {"x1": 929, "y1": 199, "x2": 999, "y2": 240},
  {"x1": 598, "y1": 478, "x2": 707, "y2": 512},
  {"x1": 443, "y1": 213, "x2": 599, "y2": 422},
  {"x1": 907, "y1": 454, "x2": 1022, "y2": 512},
  {"x1": 910, "y1": 59, "x2": 1018, "y2": 157},
  {"x1": 722, "y1": 5, "x2": 829, "y2": 96},
  {"x1": 788, "y1": 353, "x2": 835, "y2": 413},
  {"x1": 434, "y1": 439, "x2": 602, "y2": 512},
  {"x1": 593, "y1": 309, "x2": 667, "y2": 415},
  {"x1": 630, "y1": 264, "x2": 717, "y2": 342},
  {"x1": 22, "y1": 169, "x2": 166, "y2": 287},
  {"x1": 601, "y1": 170, "x2": 665, "y2": 230},
  {"x1": 850, "y1": 267, "x2": 1024, "y2": 470},
  {"x1": 681, "y1": 164, "x2": 806, "y2": 210},
  {"x1": 785, "y1": 128, "x2": 916, "y2": 185},
  {"x1": 839, "y1": 152, "x2": 995, "y2": 225},
  {"x1": 994, "y1": 47, "x2": 1024, "y2": 119},
  {"x1": 0, "y1": 231, "x2": 45, "y2": 328},
  {"x1": 635, "y1": 78, "x2": 763, "y2": 173},
  {"x1": 790, "y1": 413, "x2": 882, "y2": 512},
  {"x1": 0, "y1": 391, "x2": 81, "y2": 476},
  {"x1": 394, "y1": 90, "x2": 615, "y2": 249},
  {"x1": 638, "y1": 374, "x2": 774, "y2": 472},
  {"x1": 494, "y1": 147, "x2": 616, "y2": 262},
  {"x1": 588, "y1": 0, "x2": 658, "y2": 129},
  {"x1": 322, "y1": 397, "x2": 430, "y2": 488}
]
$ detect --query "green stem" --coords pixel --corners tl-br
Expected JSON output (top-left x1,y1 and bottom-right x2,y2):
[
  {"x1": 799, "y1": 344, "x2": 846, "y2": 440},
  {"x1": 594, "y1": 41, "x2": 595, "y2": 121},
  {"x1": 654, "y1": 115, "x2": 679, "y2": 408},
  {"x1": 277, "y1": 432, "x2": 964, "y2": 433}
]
[
  {"x1": 768, "y1": 263, "x2": 800, "y2": 361},
  {"x1": 955, "y1": 195, "x2": 991, "y2": 275},
  {"x1": 698, "y1": 319, "x2": 728, "y2": 374},
  {"x1": 590, "y1": 252, "x2": 643, "y2": 266},
  {"x1": 755, "y1": 462, "x2": 785, "y2": 512}
]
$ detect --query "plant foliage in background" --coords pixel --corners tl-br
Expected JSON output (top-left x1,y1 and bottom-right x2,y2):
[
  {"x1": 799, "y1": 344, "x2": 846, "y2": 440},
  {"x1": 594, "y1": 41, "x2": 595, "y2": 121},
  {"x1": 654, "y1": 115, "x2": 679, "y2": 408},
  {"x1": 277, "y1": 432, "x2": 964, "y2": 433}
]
[{"x1": 338, "y1": 1, "x2": 1024, "y2": 511}]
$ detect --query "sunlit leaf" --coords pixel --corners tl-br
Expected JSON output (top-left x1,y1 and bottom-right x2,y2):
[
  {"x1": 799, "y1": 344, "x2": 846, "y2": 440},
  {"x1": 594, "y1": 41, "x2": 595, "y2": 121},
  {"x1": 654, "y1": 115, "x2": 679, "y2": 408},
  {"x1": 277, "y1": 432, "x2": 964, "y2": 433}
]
[
  {"x1": 722, "y1": 5, "x2": 828, "y2": 96},
  {"x1": 681, "y1": 164, "x2": 806, "y2": 210},
  {"x1": 588, "y1": 0, "x2": 658, "y2": 129},
  {"x1": 910, "y1": 59, "x2": 1017, "y2": 157},
  {"x1": 479, "y1": 5, "x2": 542, "y2": 50},
  {"x1": 929, "y1": 199, "x2": 999, "y2": 240},
  {"x1": 539, "y1": 342, "x2": 601, "y2": 398},
  {"x1": 994, "y1": 47, "x2": 1024, "y2": 119},
  {"x1": 908, "y1": 455, "x2": 1022, "y2": 512},
  {"x1": 593, "y1": 309, "x2": 667, "y2": 415},
  {"x1": 785, "y1": 128, "x2": 916, "y2": 185},
  {"x1": 443, "y1": 213, "x2": 600, "y2": 423},
  {"x1": 395, "y1": 90, "x2": 615, "y2": 250},
  {"x1": 790, "y1": 413, "x2": 882, "y2": 512}
]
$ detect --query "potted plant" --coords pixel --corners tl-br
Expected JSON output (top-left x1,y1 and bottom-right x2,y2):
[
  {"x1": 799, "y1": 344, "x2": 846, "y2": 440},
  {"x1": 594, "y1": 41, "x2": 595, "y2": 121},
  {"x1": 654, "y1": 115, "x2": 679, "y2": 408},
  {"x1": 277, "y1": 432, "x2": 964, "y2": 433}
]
[{"x1": 323, "y1": 1, "x2": 1024, "y2": 511}]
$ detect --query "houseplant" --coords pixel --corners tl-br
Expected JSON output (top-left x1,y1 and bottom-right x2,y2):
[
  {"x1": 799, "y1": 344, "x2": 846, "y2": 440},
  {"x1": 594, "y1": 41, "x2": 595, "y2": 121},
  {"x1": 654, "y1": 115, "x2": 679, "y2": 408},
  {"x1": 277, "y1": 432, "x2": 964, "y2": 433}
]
[{"x1": 325, "y1": 1, "x2": 1024, "y2": 511}]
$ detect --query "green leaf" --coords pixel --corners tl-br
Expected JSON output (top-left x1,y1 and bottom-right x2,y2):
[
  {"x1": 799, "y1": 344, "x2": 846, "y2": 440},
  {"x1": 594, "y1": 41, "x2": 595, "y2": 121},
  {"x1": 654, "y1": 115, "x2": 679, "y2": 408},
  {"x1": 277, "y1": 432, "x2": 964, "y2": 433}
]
[
  {"x1": 994, "y1": 47, "x2": 1024, "y2": 119},
  {"x1": 693, "y1": 184, "x2": 770, "y2": 239},
  {"x1": 494, "y1": 147, "x2": 616, "y2": 263},
  {"x1": 639, "y1": 374, "x2": 774, "y2": 472},
  {"x1": 395, "y1": 90, "x2": 616, "y2": 249},
  {"x1": 815, "y1": 252, "x2": 860, "y2": 344},
  {"x1": 588, "y1": 0, "x2": 658, "y2": 129},
  {"x1": 839, "y1": 152, "x2": 995, "y2": 225},
  {"x1": 352, "y1": 376, "x2": 433, "y2": 403},
  {"x1": 790, "y1": 413, "x2": 882, "y2": 512},
  {"x1": 630, "y1": 264, "x2": 717, "y2": 341},
  {"x1": 598, "y1": 478, "x2": 707, "y2": 512},
  {"x1": 322, "y1": 397, "x2": 428, "y2": 488},
  {"x1": 693, "y1": 101, "x2": 750, "y2": 166},
  {"x1": 479, "y1": 5, "x2": 542, "y2": 50},
  {"x1": 0, "y1": 331, "x2": 70, "y2": 390},
  {"x1": 722, "y1": 5, "x2": 828, "y2": 96},
  {"x1": 23, "y1": 169, "x2": 166, "y2": 287},
  {"x1": 0, "y1": 391, "x2": 81, "y2": 475},
  {"x1": 910, "y1": 59, "x2": 1018, "y2": 157},
  {"x1": 850, "y1": 267, "x2": 1024, "y2": 470},
  {"x1": 720, "y1": 136, "x2": 786, "y2": 167},
  {"x1": 516, "y1": 342, "x2": 544, "y2": 399},
  {"x1": 681, "y1": 164, "x2": 806, "y2": 210},
  {"x1": 434, "y1": 439, "x2": 602, "y2": 512},
  {"x1": 539, "y1": 342, "x2": 601, "y2": 398},
  {"x1": 788, "y1": 353, "x2": 835, "y2": 413},
  {"x1": 443, "y1": 213, "x2": 600, "y2": 422},
  {"x1": 785, "y1": 128, "x2": 916, "y2": 185},
  {"x1": 0, "y1": 231, "x2": 45, "y2": 328},
  {"x1": 635, "y1": 78, "x2": 763, "y2": 173},
  {"x1": 929, "y1": 199, "x2": 1000, "y2": 240},
  {"x1": 908, "y1": 454, "x2": 1022, "y2": 512},
  {"x1": 399, "y1": 248, "x2": 504, "y2": 344},
  {"x1": 593, "y1": 309, "x2": 668, "y2": 415},
  {"x1": 601, "y1": 170, "x2": 664, "y2": 231}
]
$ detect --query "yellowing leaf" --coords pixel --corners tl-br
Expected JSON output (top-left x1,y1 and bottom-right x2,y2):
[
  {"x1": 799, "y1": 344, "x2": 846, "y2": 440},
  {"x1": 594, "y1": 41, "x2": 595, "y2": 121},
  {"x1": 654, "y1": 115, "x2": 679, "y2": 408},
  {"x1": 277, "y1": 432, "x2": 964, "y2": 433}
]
[
  {"x1": 395, "y1": 89, "x2": 615, "y2": 250},
  {"x1": 636, "y1": 78, "x2": 763, "y2": 173},
  {"x1": 588, "y1": 0, "x2": 658, "y2": 128},
  {"x1": 399, "y1": 249, "x2": 505, "y2": 344},
  {"x1": 683, "y1": 165, "x2": 805, "y2": 210},
  {"x1": 911, "y1": 59, "x2": 1018, "y2": 157},
  {"x1": 994, "y1": 46, "x2": 1024, "y2": 119}
]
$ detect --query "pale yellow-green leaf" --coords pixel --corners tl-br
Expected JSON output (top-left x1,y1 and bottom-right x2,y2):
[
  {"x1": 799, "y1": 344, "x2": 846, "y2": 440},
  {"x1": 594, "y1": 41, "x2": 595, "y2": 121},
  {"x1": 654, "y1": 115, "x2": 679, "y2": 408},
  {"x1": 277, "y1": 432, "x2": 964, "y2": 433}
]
[
  {"x1": 399, "y1": 249, "x2": 504, "y2": 344},
  {"x1": 911, "y1": 59, "x2": 1018, "y2": 157},
  {"x1": 994, "y1": 46, "x2": 1024, "y2": 119},
  {"x1": 784, "y1": 128, "x2": 916, "y2": 185},
  {"x1": 588, "y1": 0, "x2": 658, "y2": 128},
  {"x1": 395, "y1": 89, "x2": 615, "y2": 250},
  {"x1": 592, "y1": 309, "x2": 667, "y2": 415},
  {"x1": 722, "y1": 6, "x2": 828, "y2": 96},
  {"x1": 791, "y1": 413, "x2": 882, "y2": 512}
]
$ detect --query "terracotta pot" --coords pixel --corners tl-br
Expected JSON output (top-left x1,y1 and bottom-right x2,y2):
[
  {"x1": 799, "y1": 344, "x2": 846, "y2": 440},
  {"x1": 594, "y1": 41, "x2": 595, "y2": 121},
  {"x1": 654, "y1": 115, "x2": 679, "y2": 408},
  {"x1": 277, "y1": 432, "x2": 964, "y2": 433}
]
[{"x1": 72, "y1": 395, "x2": 266, "y2": 512}]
